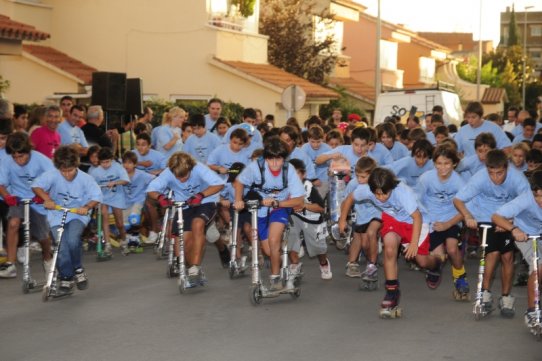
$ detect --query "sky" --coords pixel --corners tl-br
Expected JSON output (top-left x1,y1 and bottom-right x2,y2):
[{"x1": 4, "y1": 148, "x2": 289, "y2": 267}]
[{"x1": 355, "y1": 0, "x2": 542, "y2": 47}]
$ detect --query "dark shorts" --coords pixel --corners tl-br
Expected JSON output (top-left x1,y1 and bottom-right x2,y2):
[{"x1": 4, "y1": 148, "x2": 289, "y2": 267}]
[
  {"x1": 353, "y1": 218, "x2": 382, "y2": 234},
  {"x1": 7, "y1": 205, "x2": 50, "y2": 240},
  {"x1": 479, "y1": 223, "x2": 514, "y2": 254},
  {"x1": 230, "y1": 209, "x2": 251, "y2": 228},
  {"x1": 257, "y1": 208, "x2": 290, "y2": 241},
  {"x1": 429, "y1": 225, "x2": 462, "y2": 251},
  {"x1": 172, "y1": 203, "x2": 217, "y2": 233}
]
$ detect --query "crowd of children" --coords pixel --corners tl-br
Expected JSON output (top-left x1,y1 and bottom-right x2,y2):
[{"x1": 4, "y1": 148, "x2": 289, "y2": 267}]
[{"x1": 1, "y1": 97, "x2": 542, "y2": 330}]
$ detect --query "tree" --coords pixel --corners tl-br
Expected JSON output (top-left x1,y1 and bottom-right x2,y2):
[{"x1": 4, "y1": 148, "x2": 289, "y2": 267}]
[
  {"x1": 259, "y1": 0, "x2": 338, "y2": 84},
  {"x1": 507, "y1": 5, "x2": 519, "y2": 46}
]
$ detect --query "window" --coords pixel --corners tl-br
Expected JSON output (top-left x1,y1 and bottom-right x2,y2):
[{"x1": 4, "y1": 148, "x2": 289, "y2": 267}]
[
  {"x1": 419, "y1": 57, "x2": 436, "y2": 84},
  {"x1": 531, "y1": 25, "x2": 542, "y2": 37},
  {"x1": 380, "y1": 40, "x2": 398, "y2": 70}
]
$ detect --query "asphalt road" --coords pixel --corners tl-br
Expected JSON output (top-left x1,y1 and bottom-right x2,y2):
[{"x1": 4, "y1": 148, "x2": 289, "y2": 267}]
[{"x1": 1, "y1": 245, "x2": 540, "y2": 361}]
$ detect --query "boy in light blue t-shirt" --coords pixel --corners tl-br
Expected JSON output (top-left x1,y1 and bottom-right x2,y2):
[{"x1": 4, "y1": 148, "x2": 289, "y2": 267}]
[
  {"x1": 384, "y1": 139, "x2": 434, "y2": 188},
  {"x1": 0, "y1": 133, "x2": 55, "y2": 278},
  {"x1": 147, "y1": 152, "x2": 225, "y2": 283},
  {"x1": 234, "y1": 137, "x2": 305, "y2": 291},
  {"x1": 90, "y1": 147, "x2": 130, "y2": 252},
  {"x1": 492, "y1": 170, "x2": 542, "y2": 330},
  {"x1": 122, "y1": 151, "x2": 155, "y2": 247},
  {"x1": 454, "y1": 149, "x2": 530, "y2": 317},
  {"x1": 183, "y1": 114, "x2": 221, "y2": 164},
  {"x1": 32, "y1": 146, "x2": 102, "y2": 293}
]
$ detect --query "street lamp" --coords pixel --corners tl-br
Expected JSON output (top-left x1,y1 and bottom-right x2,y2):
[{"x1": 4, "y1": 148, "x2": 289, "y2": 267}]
[
  {"x1": 523, "y1": 5, "x2": 534, "y2": 109},
  {"x1": 375, "y1": 0, "x2": 381, "y2": 101},
  {"x1": 476, "y1": 0, "x2": 482, "y2": 101}
]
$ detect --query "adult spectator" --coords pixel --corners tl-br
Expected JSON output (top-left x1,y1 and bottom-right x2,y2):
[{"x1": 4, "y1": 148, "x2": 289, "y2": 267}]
[
  {"x1": 59, "y1": 95, "x2": 74, "y2": 122},
  {"x1": 204, "y1": 98, "x2": 223, "y2": 133},
  {"x1": 82, "y1": 105, "x2": 118, "y2": 152},
  {"x1": 27, "y1": 106, "x2": 47, "y2": 136},
  {"x1": 29, "y1": 105, "x2": 61, "y2": 159},
  {"x1": 503, "y1": 106, "x2": 520, "y2": 133},
  {"x1": 137, "y1": 106, "x2": 154, "y2": 134},
  {"x1": 328, "y1": 108, "x2": 342, "y2": 128},
  {"x1": 154, "y1": 106, "x2": 184, "y2": 159},
  {"x1": 511, "y1": 109, "x2": 542, "y2": 137},
  {"x1": 58, "y1": 105, "x2": 89, "y2": 156},
  {"x1": 454, "y1": 101, "x2": 511, "y2": 157}
]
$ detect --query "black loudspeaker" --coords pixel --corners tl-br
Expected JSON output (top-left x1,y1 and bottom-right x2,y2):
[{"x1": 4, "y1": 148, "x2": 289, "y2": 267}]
[
  {"x1": 91, "y1": 72, "x2": 127, "y2": 112},
  {"x1": 126, "y1": 78, "x2": 143, "y2": 115}
]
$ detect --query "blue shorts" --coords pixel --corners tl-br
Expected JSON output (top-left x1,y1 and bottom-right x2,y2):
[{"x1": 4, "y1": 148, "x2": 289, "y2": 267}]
[{"x1": 257, "y1": 208, "x2": 290, "y2": 241}]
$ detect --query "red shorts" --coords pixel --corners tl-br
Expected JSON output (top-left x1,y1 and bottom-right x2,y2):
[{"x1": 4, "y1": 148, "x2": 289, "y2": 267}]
[{"x1": 380, "y1": 213, "x2": 430, "y2": 256}]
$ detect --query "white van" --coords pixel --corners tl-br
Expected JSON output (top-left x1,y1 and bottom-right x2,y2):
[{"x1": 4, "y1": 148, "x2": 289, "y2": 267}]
[{"x1": 373, "y1": 87, "x2": 463, "y2": 126}]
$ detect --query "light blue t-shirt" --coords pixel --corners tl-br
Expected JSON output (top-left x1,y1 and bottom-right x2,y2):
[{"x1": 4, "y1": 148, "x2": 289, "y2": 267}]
[
  {"x1": 301, "y1": 142, "x2": 332, "y2": 183},
  {"x1": 288, "y1": 147, "x2": 317, "y2": 181},
  {"x1": 183, "y1": 132, "x2": 222, "y2": 164},
  {"x1": 204, "y1": 114, "x2": 218, "y2": 133},
  {"x1": 322, "y1": 145, "x2": 363, "y2": 174},
  {"x1": 368, "y1": 143, "x2": 393, "y2": 166},
  {"x1": 345, "y1": 178, "x2": 381, "y2": 225},
  {"x1": 495, "y1": 192, "x2": 542, "y2": 236},
  {"x1": 32, "y1": 169, "x2": 102, "y2": 227},
  {"x1": 387, "y1": 141, "x2": 410, "y2": 161},
  {"x1": 133, "y1": 148, "x2": 165, "y2": 173},
  {"x1": 426, "y1": 131, "x2": 437, "y2": 145},
  {"x1": 456, "y1": 154, "x2": 484, "y2": 182},
  {"x1": 58, "y1": 120, "x2": 89, "y2": 147},
  {"x1": 150, "y1": 125, "x2": 163, "y2": 148},
  {"x1": 455, "y1": 166, "x2": 530, "y2": 223},
  {"x1": 124, "y1": 169, "x2": 154, "y2": 207},
  {"x1": 90, "y1": 161, "x2": 130, "y2": 209},
  {"x1": 207, "y1": 144, "x2": 251, "y2": 181},
  {"x1": 155, "y1": 125, "x2": 183, "y2": 159},
  {"x1": 353, "y1": 182, "x2": 421, "y2": 224},
  {"x1": 455, "y1": 121, "x2": 511, "y2": 157},
  {"x1": 512, "y1": 133, "x2": 534, "y2": 144},
  {"x1": 237, "y1": 159, "x2": 305, "y2": 217},
  {"x1": 416, "y1": 169, "x2": 465, "y2": 224},
  {"x1": 511, "y1": 122, "x2": 542, "y2": 137},
  {"x1": 146, "y1": 162, "x2": 225, "y2": 204},
  {"x1": 385, "y1": 157, "x2": 434, "y2": 188},
  {"x1": 0, "y1": 150, "x2": 55, "y2": 213}
]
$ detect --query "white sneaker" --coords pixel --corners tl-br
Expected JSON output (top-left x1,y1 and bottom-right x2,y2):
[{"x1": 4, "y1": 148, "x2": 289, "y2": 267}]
[
  {"x1": 146, "y1": 231, "x2": 159, "y2": 244},
  {"x1": 17, "y1": 247, "x2": 25, "y2": 264},
  {"x1": 482, "y1": 289, "x2": 493, "y2": 310},
  {"x1": 320, "y1": 259, "x2": 332, "y2": 280},
  {"x1": 298, "y1": 246, "x2": 305, "y2": 259},
  {"x1": 345, "y1": 262, "x2": 361, "y2": 278},
  {"x1": 188, "y1": 265, "x2": 200, "y2": 277},
  {"x1": 0, "y1": 263, "x2": 16, "y2": 278},
  {"x1": 499, "y1": 294, "x2": 516, "y2": 318}
]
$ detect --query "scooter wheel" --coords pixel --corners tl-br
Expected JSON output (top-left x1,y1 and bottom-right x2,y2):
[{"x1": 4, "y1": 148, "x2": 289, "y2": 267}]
[
  {"x1": 41, "y1": 286, "x2": 50, "y2": 302},
  {"x1": 250, "y1": 285, "x2": 262, "y2": 305},
  {"x1": 291, "y1": 287, "x2": 301, "y2": 299},
  {"x1": 22, "y1": 281, "x2": 30, "y2": 294},
  {"x1": 178, "y1": 279, "x2": 186, "y2": 294},
  {"x1": 228, "y1": 265, "x2": 236, "y2": 279}
]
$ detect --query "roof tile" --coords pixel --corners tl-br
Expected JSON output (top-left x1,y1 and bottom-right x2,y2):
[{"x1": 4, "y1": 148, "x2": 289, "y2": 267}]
[
  {"x1": 328, "y1": 77, "x2": 375, "y2": 102},
  {"x1": 23, "y1": 44, "x2": 97, "y2": 84},
  {"x1": 0, "y1": 15, "x2": 49, "y2": 41},
  {"x1": 215, "y1": 58, "x2": 338, "y2": 98},
  {"x1": 481, "y1": 87, "x2": 507, "y2": 104}
]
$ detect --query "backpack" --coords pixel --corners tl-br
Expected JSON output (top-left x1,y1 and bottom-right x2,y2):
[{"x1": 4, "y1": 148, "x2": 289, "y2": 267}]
[{"x1": 251, "y1": 157, "x2": 289, "y2": 193}]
